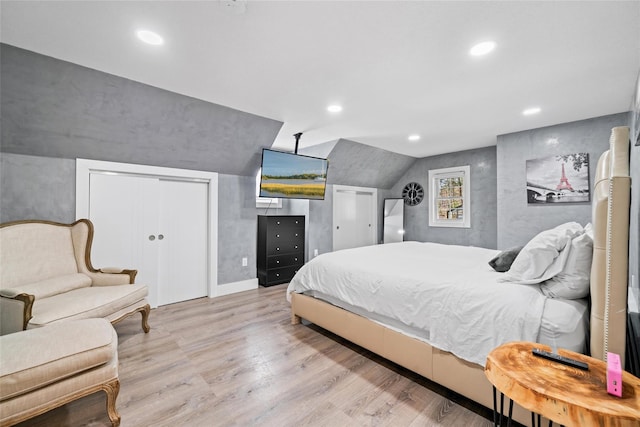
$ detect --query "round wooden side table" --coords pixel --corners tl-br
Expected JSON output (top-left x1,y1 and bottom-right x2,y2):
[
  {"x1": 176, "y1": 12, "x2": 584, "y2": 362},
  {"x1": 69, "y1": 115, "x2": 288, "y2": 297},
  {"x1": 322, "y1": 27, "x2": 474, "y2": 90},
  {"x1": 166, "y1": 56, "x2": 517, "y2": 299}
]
[{"x1": 485, "y1": 341, "x2": 640, "y2": 427}]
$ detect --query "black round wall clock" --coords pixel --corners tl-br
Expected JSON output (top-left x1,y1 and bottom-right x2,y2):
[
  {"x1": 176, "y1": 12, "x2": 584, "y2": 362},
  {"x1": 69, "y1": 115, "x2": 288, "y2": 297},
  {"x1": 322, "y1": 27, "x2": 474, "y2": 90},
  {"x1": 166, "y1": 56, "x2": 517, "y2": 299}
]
[{"x1": 402, "y1": 182, "x2": 424, "y2": 206}]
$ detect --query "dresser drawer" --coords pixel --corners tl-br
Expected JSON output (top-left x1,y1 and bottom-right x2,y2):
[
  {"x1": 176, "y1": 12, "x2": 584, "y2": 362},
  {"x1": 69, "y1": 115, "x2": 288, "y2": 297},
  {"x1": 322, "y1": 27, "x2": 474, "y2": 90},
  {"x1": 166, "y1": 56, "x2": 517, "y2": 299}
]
[
  {"x1": 267, "y1": 253, "x2": 303, "y2": 269},
  {"x1": 265, "y1": 265, "x2": 301, "y2": 286},
  {"x1": 266, "y1": 216, "x2": 304, "y2": 230},
  {"x1": 266, "y1": 233, "x2": 304, "y2": 254}
]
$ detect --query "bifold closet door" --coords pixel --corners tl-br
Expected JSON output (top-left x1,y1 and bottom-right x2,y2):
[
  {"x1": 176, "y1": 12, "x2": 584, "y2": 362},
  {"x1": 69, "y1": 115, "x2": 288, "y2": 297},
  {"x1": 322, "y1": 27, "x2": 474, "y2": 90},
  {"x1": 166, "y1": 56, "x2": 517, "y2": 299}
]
[
  {"x1": 157, "y1": 179, "x2": 208, "y2": 305},
  {"x1": 333, "y1": 188, "x2": 376, "y2": 251},
  {"x1": 89, "y1": 173, "x2": 160, "y2": 304},
  {"x1": 88, "y1": 173, "x2": 208, "y2": 307}
]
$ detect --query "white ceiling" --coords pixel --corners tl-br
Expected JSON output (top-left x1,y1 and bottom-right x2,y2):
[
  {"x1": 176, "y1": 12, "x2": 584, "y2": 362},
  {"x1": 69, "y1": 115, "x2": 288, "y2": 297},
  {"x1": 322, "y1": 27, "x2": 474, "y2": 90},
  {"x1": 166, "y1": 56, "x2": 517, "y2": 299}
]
[{"x1": 1, "y1": 1, "x2": 639, "y2": 158}]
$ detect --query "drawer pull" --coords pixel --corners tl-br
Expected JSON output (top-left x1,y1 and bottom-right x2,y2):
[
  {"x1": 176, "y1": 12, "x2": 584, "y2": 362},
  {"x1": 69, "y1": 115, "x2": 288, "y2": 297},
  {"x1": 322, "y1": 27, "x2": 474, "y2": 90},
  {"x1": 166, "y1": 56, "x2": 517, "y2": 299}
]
[
  {"x1": 294, "y1": 245, "x2": 298, "y2": 249},
  {"x1": 276, "y1": 273, "x2": 280, "y2": 277},
  {"x1": 276, "y1": 234, "x2": 280, "y2": 238},
  {"x1": 276, "y1": 260, "x2": 280, "y2": 264}
]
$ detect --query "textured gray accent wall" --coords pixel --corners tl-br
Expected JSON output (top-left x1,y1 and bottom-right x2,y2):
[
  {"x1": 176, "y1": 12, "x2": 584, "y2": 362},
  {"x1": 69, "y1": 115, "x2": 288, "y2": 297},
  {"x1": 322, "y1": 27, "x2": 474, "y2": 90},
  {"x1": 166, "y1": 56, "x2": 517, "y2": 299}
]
[
  {"x1": 496, "y1": 113, "x2": 628, "y2": 249},
  {"x1": 308, "y1": 185, "x2": 334, "y2": 258},
  {"x1": 299, "y1": 140, "x2": 339, "y2": 159},
  {"x1": 0, "y1": 44, "x2": 282, "y2": 176},
  {"x1": 217, "y1": 174, "x2": 258, "y2": 284},
  {"x1": 326, "y1": 139, "x2": 416, "y2": 189},
  {"x1": 0, "y1": 153, "x2": 75, "y2": 223},
  {"x1": 391, "y1": 146, "x2": 497, "y2": 248}
]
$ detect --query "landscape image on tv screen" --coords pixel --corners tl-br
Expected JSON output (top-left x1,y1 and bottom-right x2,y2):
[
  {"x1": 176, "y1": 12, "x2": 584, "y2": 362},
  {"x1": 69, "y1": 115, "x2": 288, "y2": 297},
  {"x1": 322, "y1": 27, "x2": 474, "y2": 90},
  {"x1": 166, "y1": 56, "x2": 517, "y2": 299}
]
[{"x1": 259, "y1": 149, "x2": 329, "y2": 200}]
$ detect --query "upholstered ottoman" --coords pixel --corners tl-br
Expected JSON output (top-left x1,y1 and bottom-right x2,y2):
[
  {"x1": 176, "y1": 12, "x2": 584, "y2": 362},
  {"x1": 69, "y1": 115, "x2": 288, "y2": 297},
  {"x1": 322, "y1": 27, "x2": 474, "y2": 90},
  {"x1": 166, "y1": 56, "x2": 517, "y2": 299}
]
[{"x1": 0, "y1": 318, "x2": 120, "y2": 426}]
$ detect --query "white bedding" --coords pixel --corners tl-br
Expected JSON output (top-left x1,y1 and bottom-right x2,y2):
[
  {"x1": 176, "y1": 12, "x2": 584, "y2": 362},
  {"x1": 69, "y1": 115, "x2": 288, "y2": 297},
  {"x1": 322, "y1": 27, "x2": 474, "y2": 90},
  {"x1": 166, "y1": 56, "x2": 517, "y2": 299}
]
[{"x1": 287, "y1": 241, "x2": 587, "y2": 366}]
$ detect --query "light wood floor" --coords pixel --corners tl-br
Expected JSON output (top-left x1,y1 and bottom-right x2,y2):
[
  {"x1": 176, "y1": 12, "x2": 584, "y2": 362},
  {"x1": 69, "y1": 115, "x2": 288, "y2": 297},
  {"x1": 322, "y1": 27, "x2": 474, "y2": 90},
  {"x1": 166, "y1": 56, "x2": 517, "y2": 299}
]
[{"x1": 16, "y1": 284, "x2": 498, "y2": 427}]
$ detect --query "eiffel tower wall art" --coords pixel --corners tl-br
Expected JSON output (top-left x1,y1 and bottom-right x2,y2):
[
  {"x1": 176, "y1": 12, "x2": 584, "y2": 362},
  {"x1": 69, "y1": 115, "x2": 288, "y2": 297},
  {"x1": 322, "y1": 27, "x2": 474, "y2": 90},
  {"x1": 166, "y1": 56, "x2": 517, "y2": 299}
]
[{"x1": 525, "y1": 153, "x2": 590, "y2": 204}]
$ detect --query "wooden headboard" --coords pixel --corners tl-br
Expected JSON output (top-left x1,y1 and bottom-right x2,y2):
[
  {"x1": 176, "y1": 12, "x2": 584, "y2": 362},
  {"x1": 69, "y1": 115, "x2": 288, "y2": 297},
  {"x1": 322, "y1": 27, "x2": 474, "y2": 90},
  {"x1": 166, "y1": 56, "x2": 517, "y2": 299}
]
[{"x1": 590, "y1": 126, "x2": 631, "y2": 366}]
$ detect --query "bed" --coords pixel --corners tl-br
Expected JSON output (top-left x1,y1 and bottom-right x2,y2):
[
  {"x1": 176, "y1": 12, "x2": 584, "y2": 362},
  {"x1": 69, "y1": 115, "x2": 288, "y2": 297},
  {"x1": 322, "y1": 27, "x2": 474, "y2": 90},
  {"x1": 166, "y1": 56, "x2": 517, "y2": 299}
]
[{"x1": 287, "y1": 126, "x2": 631, "y2": 425}]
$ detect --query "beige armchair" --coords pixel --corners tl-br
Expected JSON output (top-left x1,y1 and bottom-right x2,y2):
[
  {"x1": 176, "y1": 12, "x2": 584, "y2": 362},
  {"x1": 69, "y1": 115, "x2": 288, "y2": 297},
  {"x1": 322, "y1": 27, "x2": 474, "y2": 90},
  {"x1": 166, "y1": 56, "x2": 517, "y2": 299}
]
[{"x1": 0, "y1": 219, "x2": 150, "y2": 335}]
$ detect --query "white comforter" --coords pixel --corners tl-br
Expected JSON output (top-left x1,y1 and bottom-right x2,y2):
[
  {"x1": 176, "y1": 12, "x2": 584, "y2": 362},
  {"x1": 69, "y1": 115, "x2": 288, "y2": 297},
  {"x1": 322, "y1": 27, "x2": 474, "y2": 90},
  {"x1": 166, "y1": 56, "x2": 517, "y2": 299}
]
[{"x1": 287, "y1": 241, "x2": 547, "y2": 366}]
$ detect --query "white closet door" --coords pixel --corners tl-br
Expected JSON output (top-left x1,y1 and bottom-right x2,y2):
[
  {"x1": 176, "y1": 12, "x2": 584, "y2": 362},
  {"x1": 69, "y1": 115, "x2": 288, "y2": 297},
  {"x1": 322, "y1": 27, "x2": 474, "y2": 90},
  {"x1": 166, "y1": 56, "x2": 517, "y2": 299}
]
[
  {"x1": 355, "y1": 192, "x2": 374, "y2": 247},
  {"x1": 157, "y1": 180, "x2": 208, "y2": 305},
  {"x1": 88, "y1": 173, "x2": 160, "y2": 306},
  {"x1": 333, "y1": 186, "x2": 377, "y2": 251},
  {"x1": 333, "y1": 189, "x2": 357, "y2": 251}
]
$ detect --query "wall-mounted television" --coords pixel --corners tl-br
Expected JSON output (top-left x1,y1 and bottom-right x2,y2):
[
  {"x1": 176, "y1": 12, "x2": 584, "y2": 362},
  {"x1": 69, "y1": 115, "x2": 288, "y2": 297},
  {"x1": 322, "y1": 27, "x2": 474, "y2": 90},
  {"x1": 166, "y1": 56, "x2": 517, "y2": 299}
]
[{"x1": 259, "y1": 149, "x2": 329, "y2": 200}]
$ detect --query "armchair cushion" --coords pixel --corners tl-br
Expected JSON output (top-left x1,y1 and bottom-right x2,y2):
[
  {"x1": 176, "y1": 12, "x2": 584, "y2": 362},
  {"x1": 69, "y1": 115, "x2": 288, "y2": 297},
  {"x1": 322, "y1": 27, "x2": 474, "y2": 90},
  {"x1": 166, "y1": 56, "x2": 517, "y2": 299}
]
[
  {"x1": 5, "y1": 273, "x2": 91, "y2": 300},
  {"x1": 30, "y1": 284, "x2": 148, "y2": 327}
]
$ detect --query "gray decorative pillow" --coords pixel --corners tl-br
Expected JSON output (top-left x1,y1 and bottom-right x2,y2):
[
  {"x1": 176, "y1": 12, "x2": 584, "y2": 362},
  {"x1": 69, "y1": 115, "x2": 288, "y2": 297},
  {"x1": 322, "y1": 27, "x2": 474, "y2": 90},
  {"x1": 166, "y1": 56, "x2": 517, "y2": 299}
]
[{"x1": 489, "y1": 246, "x2": 523, "y2": 272}]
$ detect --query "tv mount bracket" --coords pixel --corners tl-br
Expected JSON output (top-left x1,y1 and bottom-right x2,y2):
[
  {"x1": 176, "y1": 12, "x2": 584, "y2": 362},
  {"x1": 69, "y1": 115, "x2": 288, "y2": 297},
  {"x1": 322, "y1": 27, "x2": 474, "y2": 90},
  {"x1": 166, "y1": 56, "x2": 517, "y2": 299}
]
[{"x1": 293, "y1": 132, "x2": 303, "y2": 154}]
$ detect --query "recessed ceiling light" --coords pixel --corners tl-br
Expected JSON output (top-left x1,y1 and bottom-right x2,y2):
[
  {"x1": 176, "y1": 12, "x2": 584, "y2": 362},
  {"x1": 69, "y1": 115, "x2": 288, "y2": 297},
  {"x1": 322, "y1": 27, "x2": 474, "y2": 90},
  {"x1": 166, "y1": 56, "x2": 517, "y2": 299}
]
[
  {"x1": 522, "y1": 107, "x2": 541, "y2": 116},
  {"x1": 327, "y1": 105, "x2": 343, "y2": 113},
  {"x1": 136, "y1": 30, "x2": 164, "y2": 46},
  {"x1": 469, "y1": 41, "x2": 496, "y2": 56},
  {"x1": 408, "y1": 134, "x2": 421, "y2": 142}
]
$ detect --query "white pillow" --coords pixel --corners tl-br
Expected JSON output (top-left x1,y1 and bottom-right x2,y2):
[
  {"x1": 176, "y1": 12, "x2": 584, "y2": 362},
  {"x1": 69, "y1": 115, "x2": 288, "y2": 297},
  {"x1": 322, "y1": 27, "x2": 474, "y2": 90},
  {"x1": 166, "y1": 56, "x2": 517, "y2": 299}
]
[
  {"x1": 584, "y1": 222, "x2": 594, "y2": 240},
  {"x1": 540, "y1": 232, "x2": 593, "y2": 299},
  {"x1": 498, "y1": 222, "x2": 584, "y2": 284}
]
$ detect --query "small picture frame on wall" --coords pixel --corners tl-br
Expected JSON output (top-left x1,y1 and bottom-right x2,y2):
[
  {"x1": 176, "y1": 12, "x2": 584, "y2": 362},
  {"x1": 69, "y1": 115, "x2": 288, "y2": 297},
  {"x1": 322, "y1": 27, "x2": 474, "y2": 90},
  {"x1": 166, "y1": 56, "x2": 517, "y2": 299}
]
[{"x1": 526, "y1": 153, "x2": 590, "y2": 204}]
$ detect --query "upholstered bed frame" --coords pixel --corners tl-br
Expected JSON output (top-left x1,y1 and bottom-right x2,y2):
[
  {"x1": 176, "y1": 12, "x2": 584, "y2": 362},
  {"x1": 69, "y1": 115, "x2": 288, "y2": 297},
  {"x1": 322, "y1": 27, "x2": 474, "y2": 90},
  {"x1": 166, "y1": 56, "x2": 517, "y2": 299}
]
[{"x1": 290, "y1": 126, "x2": 631, "y2": 424}]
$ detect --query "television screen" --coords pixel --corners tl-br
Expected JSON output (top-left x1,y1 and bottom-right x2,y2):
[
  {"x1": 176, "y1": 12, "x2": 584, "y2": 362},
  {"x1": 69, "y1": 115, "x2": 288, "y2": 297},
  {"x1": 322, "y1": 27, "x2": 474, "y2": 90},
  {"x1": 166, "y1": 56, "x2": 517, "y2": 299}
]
[{"x1": 259, "y1": 149, "x2": 329, "y2": 200}]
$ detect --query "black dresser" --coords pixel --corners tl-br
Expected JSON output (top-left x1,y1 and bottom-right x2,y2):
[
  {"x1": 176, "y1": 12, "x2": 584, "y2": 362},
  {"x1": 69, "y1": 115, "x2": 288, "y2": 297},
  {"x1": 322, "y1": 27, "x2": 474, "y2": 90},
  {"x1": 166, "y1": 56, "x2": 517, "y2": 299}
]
[{"x1": 257, "y1": 215, "x2": 305, "y2": 286}]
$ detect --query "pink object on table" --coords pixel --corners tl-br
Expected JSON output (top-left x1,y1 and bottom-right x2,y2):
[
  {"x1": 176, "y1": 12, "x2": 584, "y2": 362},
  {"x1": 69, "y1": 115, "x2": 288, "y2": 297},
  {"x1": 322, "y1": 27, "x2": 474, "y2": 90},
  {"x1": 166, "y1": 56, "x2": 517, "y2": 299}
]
[{"x1": 606, "y1": 352, "x2": 623, "y2": 397}]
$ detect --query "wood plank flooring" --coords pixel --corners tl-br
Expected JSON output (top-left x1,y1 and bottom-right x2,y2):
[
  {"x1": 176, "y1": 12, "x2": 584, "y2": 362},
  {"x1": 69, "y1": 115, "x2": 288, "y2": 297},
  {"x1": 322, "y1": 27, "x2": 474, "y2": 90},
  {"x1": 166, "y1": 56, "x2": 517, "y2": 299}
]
[{"x1": 15, "y1": 284, "x2": 497, "y2": 427}]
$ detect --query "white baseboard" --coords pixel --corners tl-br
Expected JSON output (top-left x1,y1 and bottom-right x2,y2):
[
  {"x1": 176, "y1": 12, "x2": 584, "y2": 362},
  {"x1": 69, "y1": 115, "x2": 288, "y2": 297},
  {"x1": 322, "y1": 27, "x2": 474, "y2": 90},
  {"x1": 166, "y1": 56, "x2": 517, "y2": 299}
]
[{"x1": 213, "y1": 278, "x2": 258, "y2": 297}]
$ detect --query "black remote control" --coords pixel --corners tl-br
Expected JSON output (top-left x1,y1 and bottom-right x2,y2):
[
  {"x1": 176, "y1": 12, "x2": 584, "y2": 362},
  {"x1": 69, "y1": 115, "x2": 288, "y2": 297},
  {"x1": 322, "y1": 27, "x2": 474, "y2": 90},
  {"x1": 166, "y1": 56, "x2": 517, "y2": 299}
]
[{"x1": 531, "y1": 348, "x2": 589, "y2": 370}]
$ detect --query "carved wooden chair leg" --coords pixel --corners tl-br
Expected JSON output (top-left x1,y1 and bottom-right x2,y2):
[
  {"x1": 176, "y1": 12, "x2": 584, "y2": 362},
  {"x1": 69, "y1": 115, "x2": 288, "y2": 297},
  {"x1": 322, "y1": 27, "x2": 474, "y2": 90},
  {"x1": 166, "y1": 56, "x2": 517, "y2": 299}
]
[
  {"x1": 140, "y1": 304, "x2": 151, "y2": 333},
  {"x1": 103, "y1": 379, "x2": 121, "y2": 427}
]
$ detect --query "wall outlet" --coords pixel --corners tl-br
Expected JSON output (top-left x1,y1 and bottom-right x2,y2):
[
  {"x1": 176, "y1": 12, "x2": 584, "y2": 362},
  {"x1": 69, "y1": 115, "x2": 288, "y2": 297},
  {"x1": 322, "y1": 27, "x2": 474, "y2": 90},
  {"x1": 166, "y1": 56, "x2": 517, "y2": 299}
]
[
  {"x1": 242, "y1": 257, "x2": 247, "y2": 267},
  {"x1": 313, "y1": 249, "x2": 318, "y2": 257}
]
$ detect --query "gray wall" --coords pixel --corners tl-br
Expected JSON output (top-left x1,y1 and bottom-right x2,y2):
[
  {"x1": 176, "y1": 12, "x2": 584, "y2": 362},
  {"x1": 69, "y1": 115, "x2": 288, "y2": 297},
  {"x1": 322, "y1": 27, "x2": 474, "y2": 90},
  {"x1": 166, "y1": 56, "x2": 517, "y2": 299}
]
[
  {"x1": 496, "y1": 113, "x2": 629, "y2": 249},
  {"x1": 390, "y1": 146, "x2": 498, "y2": 248},
  {"x1": 0, "y1": 153, "x2": 75, "y2": 223},
  {"x1": 326, "y1": 139, "x2": 416, "y2": 189},
  {"x1": 217, "y1": 174, "x2": 258, "y2": 284},
  {"x1": 308, "y1": 189, "x2": 334, "y2": 257},
  {"x1": 0, "y1": 44, "x2": 282, "y2": 176}
]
